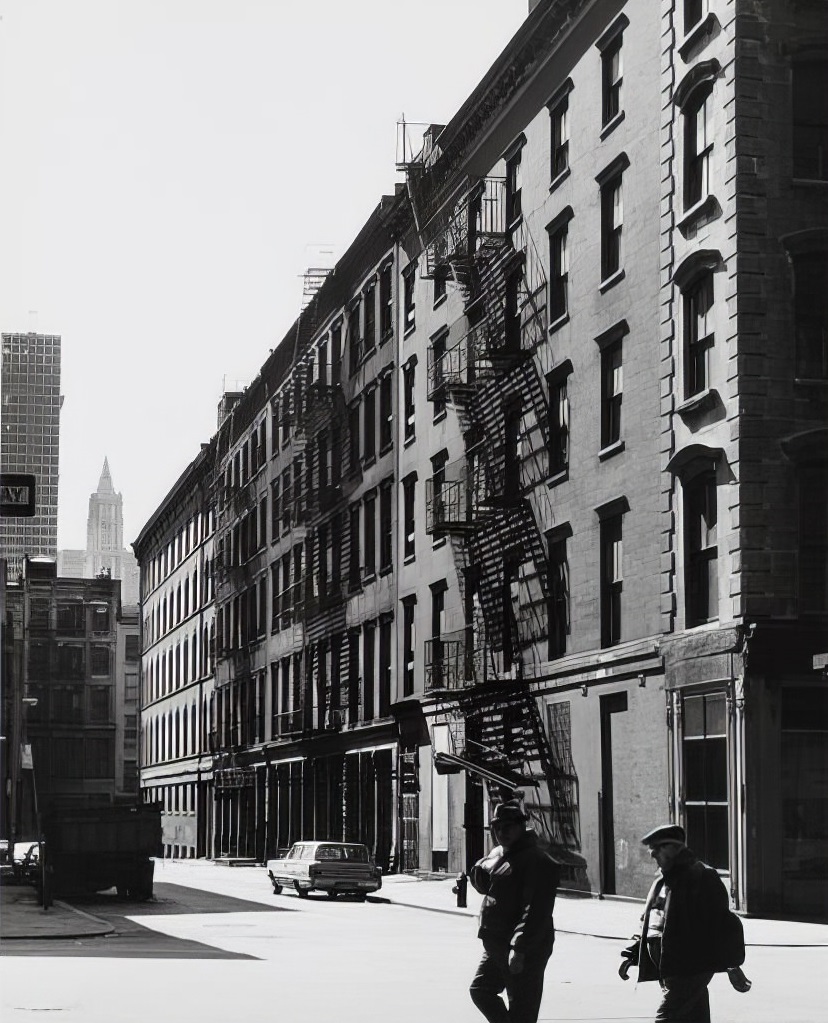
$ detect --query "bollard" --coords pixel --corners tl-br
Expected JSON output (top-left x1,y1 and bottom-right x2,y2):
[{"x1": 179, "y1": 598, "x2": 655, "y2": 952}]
[{"x1": 452, "y1": 870, "x2": 468, "y2": 908}]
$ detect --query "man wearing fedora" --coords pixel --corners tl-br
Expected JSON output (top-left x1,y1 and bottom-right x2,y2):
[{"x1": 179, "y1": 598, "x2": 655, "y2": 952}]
[
  {"x1": 618, "y1": 823, "x2": 750, "y2": 1022},
  {"x1": 468, "y1": 799, "x2": 561, "y2": 1023}
]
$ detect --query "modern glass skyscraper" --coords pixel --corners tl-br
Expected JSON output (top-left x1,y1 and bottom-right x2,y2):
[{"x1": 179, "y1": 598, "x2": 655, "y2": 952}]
[{"x1": 0, "y1": 333, "x2": 62, "y2": 574}]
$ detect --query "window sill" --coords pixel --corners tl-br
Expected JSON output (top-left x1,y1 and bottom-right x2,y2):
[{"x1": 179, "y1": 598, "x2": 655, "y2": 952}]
[
  {"x1": 362, "y1": 572, "x2": 377, "y2": 586},
  {"x1": 678, "y1": 13, "x2": 719, "y2": 61},
  {"x1": 404, "y1": 324, "x2": 416, "y2": 340},
  {"x1": 676, "y1": 388, "x2": 719, "y2": 416},
  {"x1": 549, "y1": 167, "x2": 571, "y2": 195},
  {"x1": 677, "y1": 194, "x2": 721, "y2": 236},
  {"x1": 600, "y1": 110, "x2": 625, "y2": 141},
  {"x1": 792, "y1": 176, "x2": 828, "y2": 188},
  {"x1": 403, "y1": 554, "x2": 416, "y2": 566},
  {"x1": 599, "y1": 268, "x2": 625, "y2": 293},
  {"x1": 380, "y1": 329, "x2": 393, "y2": 346},
  {"x1": 379, "y1": 442, "x2": 393, "y2": 458},
  {"x1": 432, "y1": 537, "x2": 447, "y2": 550},
  {"x1": 433, "y1": 409, "x2": 448, "y2": 426},
  {"x1": 548, "y1": 313, "x2": 570, "y2": 336},
  {"x1": 404, "y1": 434, "x2": 416, "y2": 449},
  {"x1": 547, "y1": 469, "x2": 569, "y2": 489},
  {"x1": 793, "y1": 376, "x2": 828, "y2": 388},
  {"x1": 432, "y1": 292, "x2": 448, "y2": 310},
  {"x1": 598, "y1": 440, "x2": 625, "y2": 461},
  {"x1": 362, "y1": 455, "x2": 377, "y2": 470},
  {"x1": 379, "y1": 564, "x2": 393, "y2": 578}
]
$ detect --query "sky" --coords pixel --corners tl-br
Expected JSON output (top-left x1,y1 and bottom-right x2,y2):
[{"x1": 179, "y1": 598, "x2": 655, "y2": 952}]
[{"x1": 0, "y1": 0, "x2": 528, "y2": 551}]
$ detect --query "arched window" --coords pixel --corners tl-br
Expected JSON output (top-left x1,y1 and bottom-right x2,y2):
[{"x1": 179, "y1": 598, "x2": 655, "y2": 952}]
[{"x1": 675, "y1": 61, "x2": 720, "y2": 213}]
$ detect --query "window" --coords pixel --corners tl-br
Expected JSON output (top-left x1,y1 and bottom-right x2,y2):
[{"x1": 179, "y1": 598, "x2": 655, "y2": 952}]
[
  {"x1": 402, "y1": 596, "x2": 416, "y2": 696},
  {"x1": 348, "y1": 401, "x2": 361, "y2": 470},
  {"x1": 685, "y1": 470, "x2": 718, "y2": 625},
  {"x1": 793, "y1": 58, "x2": 828, "y2": 181},
  {"x1": 378, "y1": 616, "x2": 392, "y2": 717},
  {"x1": 505, "y1": 143, "x2": 523, "y2": 225},
  {"x1": 684, "y1": 88, "x2": 713, "y2": 209},
  {"x1": 600, "y1": 173, "x2": 623, "y2": 280},
  {"x1": 793, "y1": 251, "x2": 828, "y2": 379},
  {"x1": 403, "y1": 360, "x2": 416, "y2": 441},
  {"x1": 331, "y1": 322, "x2": 342, "y2": 386},
  {"x1": 403, "y1": 262, "x2": 417, "y2": 333},
  {"x1": 89, "y1": 685, "x2": 110, "y2": 722},
  {"x1": 363, "y1": 386, "x2": 376, "y2": 464},
  {"x1": 550, "y1": 93, "x2": 570, "y2": 180},
  {"x1": 380, "y1": 261, "x2": 393, "y2": 339},
  {"x1": 682, "y1": 692, "x2": 729, "y2": 869},
  {"x1": 684, "y1": 271, "x2": 714, "y2": 395},
  {"x1": 601, "y1": 33, "x2": 623, "y2": 126},
  {"x1": 125, "y1": 635, "x2": 140, "y2": 662},
  {"x1": 348, "y1": 504, "x2": 361, "y2": 592},
  {"x1": 598, "y1": 508, "x2": 624, "y2": 648},
  {"x1": 429, "y1": 581, "x2": 447, "y2": 689},
  {"x1": 86, "y1": 738, "x2": 114, "y2": 779},
  {"x1": 684, "y1": 0, "x2": 707, "y2": 33},
  {"x1": 379, "y1": 373, "x2": 393, "y2": 452},
  {"x1": 364, "y1": 281, "x2": 376, "y2": 354},
  {"x1": 549, "y1": 219, "x2": 570, "y2": 323},
  {"x1": 281, "y1": 467, "x2": 292, "y2": 532},
  {"x1": 90, "y1": 645, "x2": 110, "y2": 676},
  {"x1": 403, "y1": 474, "x2": 416, "y2": 561},
  {"x1": 548, "y1": 364, "x2": 571, "y2": 478},
  {"x1": 431, "y1": 329, "x2": 448, "y2": 419},
  {"x1": 547, "y1": 527, "x2": 571, "y2": 659},
  {"x1": 601, "y1": 341, "x2": 623, "y2": 449},
  {"x1": 433, "y1": 272, "x2": 447, "y2": 306},
  {"x1": 271, "y1": 479, "x2": 281, "y2": 540},
  {"x1": 799, "y1": 463, "x2": 828, "y2": 612},
  {"x1": 271, "y1": 562, "x2": 280, "y2": 631},
  {"x1": 380, "y1": 479, "x2": 393, "y2": 573},
  {"x1": 348, "y1": 302, "x2": 361, "y2": 376},
  {"x1": 363, "y1": 621, "x2": 375, "y2": 721},
  {"x1": 364, "y1": 491, "x2": 376, "y2": 579}
]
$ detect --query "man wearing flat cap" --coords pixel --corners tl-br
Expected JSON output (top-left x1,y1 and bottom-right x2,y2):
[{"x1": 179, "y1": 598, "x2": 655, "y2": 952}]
[
  {"x1": 618, "y1": 823, "x2": 749, "y2": 1021},
  {"x1": 468, "y1": 799, "x2": 560, "y2": 1023}
]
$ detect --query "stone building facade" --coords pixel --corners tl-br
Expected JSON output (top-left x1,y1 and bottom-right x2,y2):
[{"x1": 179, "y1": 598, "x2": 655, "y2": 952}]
[{"x1": 134, "y1": 0, "x2": 827, "y2": 914}]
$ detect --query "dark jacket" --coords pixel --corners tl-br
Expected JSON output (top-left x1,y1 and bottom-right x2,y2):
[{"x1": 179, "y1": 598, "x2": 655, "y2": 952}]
[
  {"x1": 469, "y1": 830, "x2": 560, "y2": 952},
  {"x1": 623, "y1": 847, "x2": 732, "y2": 981}
]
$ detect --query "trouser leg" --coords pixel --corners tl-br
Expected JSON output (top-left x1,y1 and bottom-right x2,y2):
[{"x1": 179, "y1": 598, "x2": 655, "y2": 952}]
[
  {"x1": 469, "y1": 940, "x2": 510, "y2": 1023},
  {"x1": 655, "y1": 972, "x2": 714, "y2": 1023},
  {"x1": 505, "y1": 941, "x2": 554, "y2": 1023}
]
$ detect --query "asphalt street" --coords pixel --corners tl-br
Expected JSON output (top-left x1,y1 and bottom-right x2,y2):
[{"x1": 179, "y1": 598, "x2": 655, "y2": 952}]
[{"x1": 1, "y1": 862, "x2": 825, "y2": 1023}]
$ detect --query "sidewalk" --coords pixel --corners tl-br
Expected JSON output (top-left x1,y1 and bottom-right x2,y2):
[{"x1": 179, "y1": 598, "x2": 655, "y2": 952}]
[
  {"x1": 0, "y1": 883, "x2": 113, "y2": 941},
  {"x1": 2, "y1": 863, "x2": 827, "y2": 947},
  {"x1": 372, "y1": 873, "x2": 828, "y2": 947}
]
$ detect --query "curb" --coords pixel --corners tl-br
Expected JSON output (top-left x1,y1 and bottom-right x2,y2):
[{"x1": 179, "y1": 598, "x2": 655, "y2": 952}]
[{"x1": 0, "y1": 899, "x2": 114, "y2": 941}]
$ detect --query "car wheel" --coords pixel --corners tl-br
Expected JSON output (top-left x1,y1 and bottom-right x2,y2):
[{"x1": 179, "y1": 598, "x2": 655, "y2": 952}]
[
  {"x1": 355, "y1": 893, "x2": 368, "y2": 902},
  {"x1": 326, "y1": 890, "x2": 338, "y2": 899},
  {"x1": 295, "y1": 883, "x2": 309, "y2": 898}
]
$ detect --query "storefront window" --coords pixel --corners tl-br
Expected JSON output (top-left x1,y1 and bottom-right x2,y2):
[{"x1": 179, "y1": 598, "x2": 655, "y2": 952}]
[
  {"x1": 682, "y1": 691, "x2": 729, "y2": 869},
  {"x1": 781, "y1": 687, "x2": 828, "y2": 914}
]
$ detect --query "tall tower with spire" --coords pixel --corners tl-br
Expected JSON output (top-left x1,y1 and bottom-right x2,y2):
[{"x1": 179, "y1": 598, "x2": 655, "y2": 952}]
[
  {"x1": 57, "y1": 458, "x2": 139, "y2": 604},
  {"x1": 87, "y1": 457, "x2": 125, "y2": 565}
]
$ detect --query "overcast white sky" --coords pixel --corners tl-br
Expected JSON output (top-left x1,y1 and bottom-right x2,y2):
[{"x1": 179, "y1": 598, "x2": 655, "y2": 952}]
[{"x1": 0, "y1": 0, "x2": 527, "y2": 550}]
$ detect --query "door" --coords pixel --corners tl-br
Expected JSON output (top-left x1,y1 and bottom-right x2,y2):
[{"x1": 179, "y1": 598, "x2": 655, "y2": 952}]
[{"x1": 599, "y1": 691, "x2": 628, "y2": 895}]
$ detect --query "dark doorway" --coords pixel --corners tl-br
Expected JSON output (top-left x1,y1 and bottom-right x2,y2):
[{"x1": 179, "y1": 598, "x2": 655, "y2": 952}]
[
  {"x1": 465, "y1": 773, "x2": 485, "y2": 871},
  {"x1": 599, "y1": 691, "x2": 628, "y2": 895}
]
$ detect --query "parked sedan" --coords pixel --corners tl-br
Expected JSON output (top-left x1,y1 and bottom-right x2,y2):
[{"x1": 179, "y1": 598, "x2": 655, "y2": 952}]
[{"x1": 266, "y1": 842, "x2": 382, "y2": 900}]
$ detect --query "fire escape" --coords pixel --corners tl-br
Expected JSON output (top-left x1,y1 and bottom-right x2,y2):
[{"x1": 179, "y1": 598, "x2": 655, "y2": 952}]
[{"x1": 407, "y1": 156, "x2": 579, "y2": 854}]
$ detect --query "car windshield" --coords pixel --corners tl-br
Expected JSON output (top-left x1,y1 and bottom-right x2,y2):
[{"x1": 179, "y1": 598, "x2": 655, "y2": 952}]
[{"x1": 315, "y1": 844, "x2": 369, "y2": 862}]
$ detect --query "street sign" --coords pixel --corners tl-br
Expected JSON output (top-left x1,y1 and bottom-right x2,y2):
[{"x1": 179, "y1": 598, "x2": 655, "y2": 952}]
[{"x1": 0, "y1": 474, "x2": 36, "y2": 517}]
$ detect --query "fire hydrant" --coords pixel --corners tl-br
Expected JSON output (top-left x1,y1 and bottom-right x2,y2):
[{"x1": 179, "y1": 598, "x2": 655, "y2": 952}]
[{"x1": 452, "y1": 870, "x2": 468, "y2": 908}]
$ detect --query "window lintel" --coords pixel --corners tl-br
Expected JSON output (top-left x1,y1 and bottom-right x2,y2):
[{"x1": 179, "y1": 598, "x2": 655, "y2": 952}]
[
  {"x1": 546, "y1": 205, "x2": 574, "y2": 236},
  {"x1": 595, "y1": 152, "x2": 630, "y2": 186},
  {"x1": 594, "y1": 318, "x2": 629, "y2": 350},
  {"x1": 595, "y1": 13, "x2": 629, "y2": 53},
  {"x1": 594, "y1": 495, "x2": 630, "y2": 520},
  {"x1": 666, "y1": 444, "x2": 723, "y2": 479},
  {"x1": 673, "y1": 249, "x2": 722, "y2": 289},
  {"x1": 674, "y1": 59, "x2": 721, "y2": 109},
  {"x1": 546, "y1": 358, "x2": 573, "y2": 385},
  {"x1": 546, "y1": 78, "x2": 574, "y2": 111}
]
